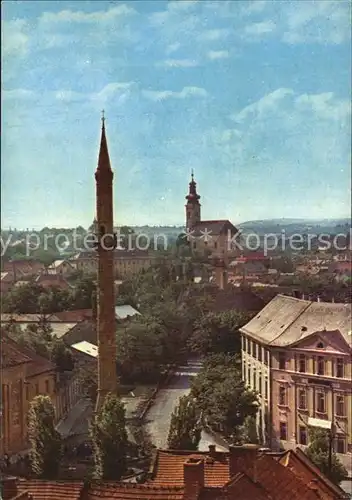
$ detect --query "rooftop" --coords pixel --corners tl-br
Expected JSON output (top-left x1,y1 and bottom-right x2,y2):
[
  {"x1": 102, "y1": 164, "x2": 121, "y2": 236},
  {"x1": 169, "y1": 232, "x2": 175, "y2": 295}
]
[
  {"x1": 240, "y1": 294, "x2": 352, "y2": 347},
  {"x1": 71, "y1": 340, "x2": 98, "y2": 358}
]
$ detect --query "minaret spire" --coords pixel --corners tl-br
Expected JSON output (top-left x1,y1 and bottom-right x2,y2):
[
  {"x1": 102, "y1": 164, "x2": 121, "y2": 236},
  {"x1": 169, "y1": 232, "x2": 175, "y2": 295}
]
[
  {"x1": 94, "y1": 113, "x2": 118, "y2": 411},
  {"x1": 185, "y1": 171, "x2": 201, "y2": 231}
]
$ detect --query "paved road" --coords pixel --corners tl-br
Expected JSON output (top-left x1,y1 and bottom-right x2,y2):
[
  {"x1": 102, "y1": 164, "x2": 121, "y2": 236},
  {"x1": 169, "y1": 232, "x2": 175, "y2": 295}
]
[{"x1": 145, "y1": 359, "x2": 228, "y2": 452}]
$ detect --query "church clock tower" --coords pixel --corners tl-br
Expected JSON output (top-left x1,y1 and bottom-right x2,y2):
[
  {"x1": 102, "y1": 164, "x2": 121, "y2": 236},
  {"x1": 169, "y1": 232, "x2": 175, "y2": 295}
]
[{"x1": 185, "y1": 171, "x2": 201, "y2": 231}]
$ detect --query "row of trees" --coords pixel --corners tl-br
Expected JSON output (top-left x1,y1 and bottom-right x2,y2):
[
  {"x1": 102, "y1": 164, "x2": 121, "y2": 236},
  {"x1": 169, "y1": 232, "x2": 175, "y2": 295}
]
[
  {"x1": 2, "y1": 275, "x2": 96, "y2": 314},
  {"x1": 27, "y1": 393, "x2": 128, "y2": 480}
]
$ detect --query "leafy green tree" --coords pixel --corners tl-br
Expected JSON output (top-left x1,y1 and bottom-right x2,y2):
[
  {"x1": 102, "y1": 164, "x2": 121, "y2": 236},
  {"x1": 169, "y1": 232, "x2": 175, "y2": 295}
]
[
  {"x1": 190, "y1": 310, "x2": 252, "y2": 356},
  {"x1": 191, "y1": 354, "x2": 258, "y2": 443},
  {"x1": 72, "y1": 276, "x2": 96, "y2": 309},
  {"x1": 28, "y1": 395, "x2": 62, "y2": 478},
  {"x1": 167, "y1": 395, "x2": 201, "y2": 450},
  {"x1": 50, "y1": 340, "x2": 74, "y2": 372},
  {"x1": 240, "y1": 415, "x2": 259, "y2": 445},
  {"x1": 2, "y1": 282, "x2": 45, "y2": 313},
  {"x1": 90, "y1": 393, "x2": 128, "y2": 480},
  {"x1": 306, "y1": 428, "x2": 348, "y2": 485}
]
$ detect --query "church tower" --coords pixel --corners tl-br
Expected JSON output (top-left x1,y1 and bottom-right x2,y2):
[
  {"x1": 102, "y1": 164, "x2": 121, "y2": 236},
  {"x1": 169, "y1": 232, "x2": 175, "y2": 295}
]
[
  {"x1": 94, "y1": 113, "x2": 118, "y2": 411},
  {"x1": 185, "y1": 171, "x2": 201, "y2": 231}
]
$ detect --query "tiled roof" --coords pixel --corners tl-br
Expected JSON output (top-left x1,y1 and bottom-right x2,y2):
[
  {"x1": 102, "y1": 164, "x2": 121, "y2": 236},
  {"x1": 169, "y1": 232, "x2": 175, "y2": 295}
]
[
  {"x1": 16, "y1": 480, "x2": 83, "y2": 500},
  {"x1": 150, "y1": 450, "x2": 230, "y2": 487},
  {"x1": 1, "y1": 336, "x2": 32, "y2": 368},
  {"x1": 87, "y1": 483, "x2": 185, "y2": 500},
  {"x1": 240, "y1": 294, "x2": 352, "y2": 346},
  {"x1": 61, "y1": 320, "x2": 97, "y2": 346},
  {"x1": 1, "y1": 313, "x2": 61, "y2": 322},
  {"x1": 53, "y1": 309, "x2": 92, "y2": 322},
  {"x1": 191, "y1": 220, "x2": 238, "y2": 236},
  {"x1": 279, "y1": 448, "x2": 347, "y2": 499},
  {"x1": 10, "y1": 341, "x2": 56, "y2": 378},
  {"x1": 238, "y1": 454, "x2": 320, "y2": 500},
  {"x1": 224, "y1": 472, "x2": 270, "y2": 499}
]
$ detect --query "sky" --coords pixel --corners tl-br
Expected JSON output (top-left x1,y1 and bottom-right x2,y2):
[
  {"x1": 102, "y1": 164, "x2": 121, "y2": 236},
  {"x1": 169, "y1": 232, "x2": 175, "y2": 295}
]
[{"x1": 2, "y1": 0, "x2": 351, "y2": 229}]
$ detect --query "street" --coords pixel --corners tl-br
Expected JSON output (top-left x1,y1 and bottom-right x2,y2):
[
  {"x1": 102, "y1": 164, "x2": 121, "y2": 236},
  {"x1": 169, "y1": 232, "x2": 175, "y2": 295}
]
[{"x1": 145, "y1": 359, "x2": 228, "y2": 452}]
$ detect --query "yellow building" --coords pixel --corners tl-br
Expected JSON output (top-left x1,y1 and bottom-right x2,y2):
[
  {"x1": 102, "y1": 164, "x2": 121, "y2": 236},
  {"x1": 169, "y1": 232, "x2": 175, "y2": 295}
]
[{"x1": 240, "y1": 294, "x2": 351, "y2": 469}]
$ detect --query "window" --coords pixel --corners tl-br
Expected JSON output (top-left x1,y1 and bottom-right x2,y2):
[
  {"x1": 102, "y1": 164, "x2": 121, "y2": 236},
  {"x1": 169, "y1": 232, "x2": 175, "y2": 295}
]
[
  {"x1": 317, "y1": 392, "x2": 326, "y2": 413},
  {"x1": 253, "y1": 369, "x2": 257, "y2": 391},
  {"x1": 264, "y1": 378, "x2": 268, "y2": 400},
  {"x1": 253, "y1": 343, "x2": 257, "y2": 359},
  {"x1": 247, "y1": 365, "x2": 251, "y2": 384},
  {"x1": 35, "y1": 383, "x2": 39, "y2": 395},
  {"x1": 258, "y1": 346, "x2": 262, "y2": 362},
  {"x1": 45, "y1": 380, "x2": 50, "y2": 393},
  {"x1": 279, "y1": 386, "x2": 287, "y2": 406},
  {"x1": 279, "y1": 352, "x2": 286, "y2": 370},
  {"x1": 298, "y1": 388, "x2": 307, "y2": 409},
  {"x1": 336, "y1": 437, "x2": 345, "y2": 454},
  {"x1": 336, "y1": 395, "x2": 345, "y2": 416},
  {"x1": 336, "y1": 358, "x2": 344, "y2": 378},
  {"x1": 258, "y1": 375, "x2": 262, "y2": 396},
  {"x1": 299, "y1": 426, "x2": 308, "y2": 445},
  {"x1": 280, "y1": 422, "x2": 287, "y2": 441},
  {"x1": 298, "y1": 354, "x2": 306, "y2": 373},
  {"x1": 317, "y1": 356, "x2": 325, "y2": 376}
]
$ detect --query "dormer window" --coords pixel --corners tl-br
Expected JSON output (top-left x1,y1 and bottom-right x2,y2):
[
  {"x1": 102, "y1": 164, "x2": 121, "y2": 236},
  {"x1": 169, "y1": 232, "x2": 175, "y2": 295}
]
[{"x1": 316, "y1": 342, "x2": 324, "y2": 349}]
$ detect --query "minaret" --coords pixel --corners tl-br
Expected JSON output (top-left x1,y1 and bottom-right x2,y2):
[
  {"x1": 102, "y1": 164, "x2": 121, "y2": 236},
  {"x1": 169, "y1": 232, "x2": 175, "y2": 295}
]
[
  {"x1": 185, "y1": 170, "x2": 201, "y2": 231},
  {"x1": 94, "y1": 112, "x2": 118, "y2": 411}
]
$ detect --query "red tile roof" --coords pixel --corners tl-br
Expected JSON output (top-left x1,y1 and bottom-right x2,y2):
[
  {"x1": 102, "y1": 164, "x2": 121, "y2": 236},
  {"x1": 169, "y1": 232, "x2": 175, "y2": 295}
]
[
  {"x1": 87, "y1": 482, "x2": 185, "y2": 500},
  {"x1": 192, "y1": 220, "x2": 238, "y2": 236},
  {"x1": 225, "y1": 472, "x2": 270, "y2": 499},
  {"x1": 279, "y1": 448, "x2": 347, "y2": 499},
  {"x1": 53, "y1": 309, "x2": 92, "y2": 322},
  {"x1": 1, "y1": 336, "x2": 32, "y2": 369},
  {"x1": 17, "y1": 480, "x2": 83, "y2": 500},
  {"x1": 150, "y1": 450, "x2": 230, "y2": 488}
]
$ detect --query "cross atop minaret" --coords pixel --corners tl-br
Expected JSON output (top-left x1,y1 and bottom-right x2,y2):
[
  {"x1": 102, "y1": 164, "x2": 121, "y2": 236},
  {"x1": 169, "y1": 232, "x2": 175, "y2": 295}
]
[{"x1": 101, "y1": 109, "x2": 105, "y2": 126}]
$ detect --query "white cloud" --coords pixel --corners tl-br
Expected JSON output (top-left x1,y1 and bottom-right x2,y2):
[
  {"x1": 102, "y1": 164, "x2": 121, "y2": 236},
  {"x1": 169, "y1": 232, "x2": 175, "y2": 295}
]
[
  {"x1": 2, "y1": 89, "x2": 37, "y2": 100},
  {"x1": 165, "y1": 42, "x2": 181, "y2": 54},
  {"x1": 198, "y1": 28, "x2": 230, "y2": 41},
  {"x1": 295, "y1": 93, "x2": 351, "y2": 122},
  {"x1": 207, "y1": 50, "x2": 230, "y2": 60},
  {"x1": 244, "y1": 20, "x2": 276, "y2": 36},
  {"x1": 142, "y1": 86, "x2": 207, "y2": 101},
  {"x1": 40, "y1": 4, "x2": 136, "y2": 24},
  {"x1": 241, "y1": 1, "x2": 268, "y2": 16},
  {"x1": 168, "y1": 1, "x2": 200, "y2": 11},
  {"x1": 282, "y1": 0, "x2": 350, "y2": 44},
  {"x1": 2, "y1": 19, "x2": 29, "y2": 57},
  {"x1": 232, "y1": 88, "x2": 294, "y2": 122},
  {"x1": 157, "y1": 59, "x2": 199, "y2": 68}
]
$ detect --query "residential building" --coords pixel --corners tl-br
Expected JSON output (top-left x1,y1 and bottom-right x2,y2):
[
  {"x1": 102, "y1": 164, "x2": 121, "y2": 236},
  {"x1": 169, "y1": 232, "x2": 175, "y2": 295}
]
[
  {"x1": 240, "y1": 294, "x2": 352, "y2": 469},
  {"x1": 0, "y1": 444, "x2": 346, "y2": 499},
  {"x1": 69, "y1": 249, "x2": 155, "y2": 278}
]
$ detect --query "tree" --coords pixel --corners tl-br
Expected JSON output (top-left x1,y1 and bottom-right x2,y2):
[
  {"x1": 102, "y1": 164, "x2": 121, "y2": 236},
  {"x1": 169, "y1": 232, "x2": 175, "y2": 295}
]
[
  {"x1": 28, "y1": 395, "x2": 62, "y2": 479},
  {"x1": 306, "y1": 428, "x2": 348, "y2": 485},
  {"x1": 191, "y1": 354, "x2": 258, "y2": 443},
  {"x1": 50, "y1": 340, "x2": 74, "y2": 373},
  {"x1": 167, "y1": 395, "x2": 201, "y2": 450},
  {"x1": 189, "y1": 310, "x2": 252, "y2": 356},
  {"x1": 240, "y1": 415, "x2": 259, "y2": 445},
  {"x1": 90, "y1": 393, "x2": 128, "y2": 480}
]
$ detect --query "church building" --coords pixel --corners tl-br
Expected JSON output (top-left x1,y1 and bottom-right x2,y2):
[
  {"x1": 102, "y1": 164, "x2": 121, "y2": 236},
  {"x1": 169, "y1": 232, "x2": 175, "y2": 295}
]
[{"x1": 185, "y1": 172, "x2": 239, "y2": 265}]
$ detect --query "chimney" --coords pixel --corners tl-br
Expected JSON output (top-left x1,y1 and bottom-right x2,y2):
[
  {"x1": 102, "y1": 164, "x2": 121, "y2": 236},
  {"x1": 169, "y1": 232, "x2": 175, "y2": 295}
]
[
  {"x1": 183, "y1": 458, "x2": 205, "y2": 500},
  {"x1": 208, "y1": 444, "x2": 216, "y2": 457},
  {"x1": 1, "y1": 476, "x2": 18, "y2": 500},
  {"x1": 229, "y1": 444, "x2": 260, "y2": 480},
  {"x1": 292, "y1": 289, "x2": 301, "y2": 299}
]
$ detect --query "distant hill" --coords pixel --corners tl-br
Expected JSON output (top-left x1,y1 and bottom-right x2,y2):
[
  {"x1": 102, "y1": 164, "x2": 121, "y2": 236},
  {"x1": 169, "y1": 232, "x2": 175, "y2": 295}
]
[{"x1": 237, "y1": 218, "x2": 351, "y2": 236}]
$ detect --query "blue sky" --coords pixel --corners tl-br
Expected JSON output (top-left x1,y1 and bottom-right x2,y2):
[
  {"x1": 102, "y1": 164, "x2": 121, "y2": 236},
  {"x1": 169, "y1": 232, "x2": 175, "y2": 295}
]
[{"x1": 2, "y1": 0, "x2": 351, "y2": 228}]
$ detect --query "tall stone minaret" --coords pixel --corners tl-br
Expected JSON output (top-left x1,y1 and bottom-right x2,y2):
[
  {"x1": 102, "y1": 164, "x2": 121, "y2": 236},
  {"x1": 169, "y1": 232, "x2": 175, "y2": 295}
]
[
  {"x1": 185, "y1": 170, "x2": 201, "y2": 231},
  {"x1": 94, "y1": 112, "x2": 118, "y2": 411}
]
